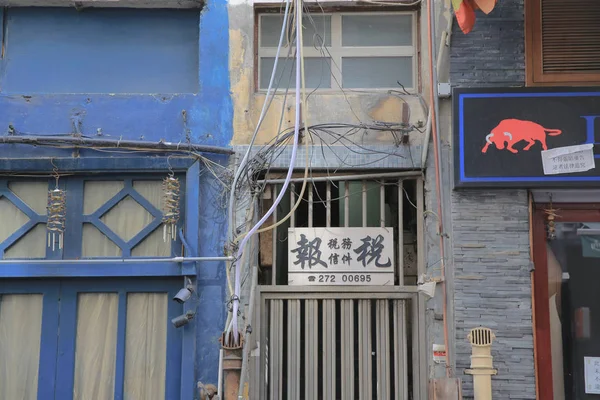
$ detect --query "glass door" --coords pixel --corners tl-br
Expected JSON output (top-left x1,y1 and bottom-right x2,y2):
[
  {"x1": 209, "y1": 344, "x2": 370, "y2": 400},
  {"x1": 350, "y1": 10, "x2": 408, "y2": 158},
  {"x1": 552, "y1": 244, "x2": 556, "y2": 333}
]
[
  {"x1": 534, "y1": 207, "x2": 600, "y2": 399},
  {"x1": 546, "y1": 222, "x2": 600, "y2": 399}
]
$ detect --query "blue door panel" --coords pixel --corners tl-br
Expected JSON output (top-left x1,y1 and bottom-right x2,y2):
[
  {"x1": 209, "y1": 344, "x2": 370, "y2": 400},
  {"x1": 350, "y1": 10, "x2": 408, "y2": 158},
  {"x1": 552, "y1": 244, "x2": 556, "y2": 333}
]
[
  {"x1": 0, "y1": 278, "x2": 183, "y2": 400},
  {"x1": 0, "y1": 280, "x2": 60, "y2": 400},
  {"x1": 55, "y1": 278, "x2": 183, "y2": 400}
]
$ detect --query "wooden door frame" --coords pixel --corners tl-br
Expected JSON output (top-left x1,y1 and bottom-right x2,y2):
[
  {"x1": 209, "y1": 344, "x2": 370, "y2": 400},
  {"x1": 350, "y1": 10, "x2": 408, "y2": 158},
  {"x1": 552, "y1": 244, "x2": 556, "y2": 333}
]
[{"x1": 532, "y1": 203, "x2": 600, "y2": 400}]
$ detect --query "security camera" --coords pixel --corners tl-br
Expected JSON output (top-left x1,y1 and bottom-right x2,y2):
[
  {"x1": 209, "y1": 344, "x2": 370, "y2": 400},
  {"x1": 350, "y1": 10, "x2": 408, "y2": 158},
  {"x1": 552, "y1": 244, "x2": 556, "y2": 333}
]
[
  {"x1": 173, "y1": 286, "x2": 194, "y2": 304},
  {"x1": 172, "y1": 310, "x2": 195, "y2": 328}
]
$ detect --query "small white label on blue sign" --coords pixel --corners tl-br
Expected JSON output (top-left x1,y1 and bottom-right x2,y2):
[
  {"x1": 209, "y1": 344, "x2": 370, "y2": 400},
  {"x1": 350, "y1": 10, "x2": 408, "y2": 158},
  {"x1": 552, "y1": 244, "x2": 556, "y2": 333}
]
[{"x1": 542, "y1": 143, "x2": 595, "y2": 175}]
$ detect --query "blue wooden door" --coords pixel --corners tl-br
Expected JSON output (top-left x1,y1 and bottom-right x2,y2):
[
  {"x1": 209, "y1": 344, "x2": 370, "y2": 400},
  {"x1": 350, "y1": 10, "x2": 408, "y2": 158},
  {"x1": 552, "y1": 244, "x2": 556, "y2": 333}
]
[{"x1": 0, "y1": 278, "x2": 184, "y2": 400}]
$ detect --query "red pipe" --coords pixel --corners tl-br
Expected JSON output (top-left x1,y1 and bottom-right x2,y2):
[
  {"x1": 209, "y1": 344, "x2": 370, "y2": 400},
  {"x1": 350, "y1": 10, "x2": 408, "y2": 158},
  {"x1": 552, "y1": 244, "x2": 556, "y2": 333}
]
[{"x1": 426, "y1": 0, "x2": 451, "y2": 375}]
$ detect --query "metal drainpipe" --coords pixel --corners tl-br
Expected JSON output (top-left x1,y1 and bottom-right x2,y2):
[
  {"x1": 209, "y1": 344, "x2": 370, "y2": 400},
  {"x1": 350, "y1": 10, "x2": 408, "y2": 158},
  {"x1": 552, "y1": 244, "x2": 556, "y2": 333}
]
[
  {"x1": 421, "y1": 7, "x2": 454, "y2": 168},
  {"x1": 465, "y1": 327, "x2": 497, "y2": 400}
]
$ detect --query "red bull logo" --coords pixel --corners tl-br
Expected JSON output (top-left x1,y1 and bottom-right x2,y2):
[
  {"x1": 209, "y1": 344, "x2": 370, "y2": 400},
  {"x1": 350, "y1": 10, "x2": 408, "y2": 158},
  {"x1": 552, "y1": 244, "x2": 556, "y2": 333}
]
[{"x1": 481, "y1": 118, "x2": 562, "y2": 154}]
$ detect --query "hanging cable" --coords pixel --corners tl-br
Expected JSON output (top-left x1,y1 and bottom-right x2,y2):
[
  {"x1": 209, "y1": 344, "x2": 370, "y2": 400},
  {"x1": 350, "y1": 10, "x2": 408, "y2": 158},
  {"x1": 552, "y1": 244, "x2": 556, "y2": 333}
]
[
  {"x1": 226, "y1": 0, "x2": 293, "y2": 245},
  {"x1": 226, "y1": 0, "x2": 305, "y2": 346},
  {"x1": 222, "y1": 0, "x2": 292, "y2": 337}
]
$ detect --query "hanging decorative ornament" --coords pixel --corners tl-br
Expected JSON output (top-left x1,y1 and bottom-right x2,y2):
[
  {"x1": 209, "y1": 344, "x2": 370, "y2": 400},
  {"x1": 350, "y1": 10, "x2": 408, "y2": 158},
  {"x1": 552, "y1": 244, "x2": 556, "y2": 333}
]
[
  {"x1": 162, "y1": 174, "x2": 181, "y2": 242},
  {"x1": 47, "y1": 163, "x2": 66, "y2": 251},
  {"x1": 544, "y1": 197, "x2": 560, "y2": 241}
]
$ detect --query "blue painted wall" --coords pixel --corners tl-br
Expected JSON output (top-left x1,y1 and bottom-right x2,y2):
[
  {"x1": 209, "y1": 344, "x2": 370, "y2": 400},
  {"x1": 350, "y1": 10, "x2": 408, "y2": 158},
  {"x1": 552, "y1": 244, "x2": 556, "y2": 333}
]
[
  {"x1": 0, "y1": 5, "x2": 233, "y2": 149},
  {"x1": 2, "y1": 8, "x2": 200, "y2": 94},
  {"x1": 0, "y1": 0, "x2": 233, "y2": 390}
]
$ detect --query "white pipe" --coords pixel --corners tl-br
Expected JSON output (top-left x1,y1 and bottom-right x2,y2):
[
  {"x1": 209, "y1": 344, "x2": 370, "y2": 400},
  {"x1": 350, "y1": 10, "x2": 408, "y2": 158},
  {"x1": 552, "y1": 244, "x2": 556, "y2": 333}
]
[
  {"x1": 0, "y1": 256, "x2": 233, "y2": 264},
  {"x1": 217, "y1": 349, "x2": 224, "y2": 399}
]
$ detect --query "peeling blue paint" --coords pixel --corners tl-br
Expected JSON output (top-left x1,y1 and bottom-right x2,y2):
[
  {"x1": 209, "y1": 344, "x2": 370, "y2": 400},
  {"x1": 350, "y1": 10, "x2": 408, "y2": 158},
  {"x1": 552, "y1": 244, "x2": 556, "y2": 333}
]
[
  {"x1": 0, "y1": 6, "x2": 234, "y2": 148},
  {"x1": 0, "y1": 93, "x2": 230, "y2": 147},
  {"x1": 195, "y1": 0, "x2": 233, "y2": 384},
  {"x1": 196, "y1": 153, "x2": 230, "y2": 385},
  {"x1": 197, "y1": 0, "x2": 235, "y2": 152}
]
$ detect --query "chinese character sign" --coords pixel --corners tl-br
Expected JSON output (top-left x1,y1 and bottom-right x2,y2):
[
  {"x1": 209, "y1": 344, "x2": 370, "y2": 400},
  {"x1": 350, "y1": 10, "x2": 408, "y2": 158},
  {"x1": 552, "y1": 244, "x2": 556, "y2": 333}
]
[
  {"x1": 585, "y1": 357, "x2": 600, "y2": 394},
  {"x1": 287, "y1": 227, "x2": 395, "y2": 286}
]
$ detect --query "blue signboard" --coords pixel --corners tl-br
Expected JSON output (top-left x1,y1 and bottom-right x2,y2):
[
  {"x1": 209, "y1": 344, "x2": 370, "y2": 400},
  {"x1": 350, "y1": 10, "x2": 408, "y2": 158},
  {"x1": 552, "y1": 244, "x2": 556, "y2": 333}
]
[{"x1": 453, "y1": 87, "x2": 600, "y2": 188}]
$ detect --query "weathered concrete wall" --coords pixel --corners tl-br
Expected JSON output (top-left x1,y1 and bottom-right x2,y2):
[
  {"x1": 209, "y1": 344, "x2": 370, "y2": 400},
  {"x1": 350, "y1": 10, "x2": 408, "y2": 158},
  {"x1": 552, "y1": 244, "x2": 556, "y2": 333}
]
[{"x1": 227, "y1": 0, "x2": 452, "y2": 147}]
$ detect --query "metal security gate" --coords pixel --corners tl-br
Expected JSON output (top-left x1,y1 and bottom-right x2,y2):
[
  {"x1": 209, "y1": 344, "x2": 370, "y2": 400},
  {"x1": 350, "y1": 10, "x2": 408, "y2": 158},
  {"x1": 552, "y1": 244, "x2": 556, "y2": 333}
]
[
  {"x1": 252, "y1": 173, "x2": 426, "y2": 399},
  {"x1": 260, "y1": 173, "x2": 424, "y2": 287},
  {"x1": 252, "y1": 287, "x2": 426, "y2": 400}
]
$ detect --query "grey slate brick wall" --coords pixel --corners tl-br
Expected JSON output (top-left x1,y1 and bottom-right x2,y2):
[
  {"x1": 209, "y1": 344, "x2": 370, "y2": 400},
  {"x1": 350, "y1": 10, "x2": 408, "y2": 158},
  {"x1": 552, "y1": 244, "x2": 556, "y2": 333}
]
[
  {"x1": 448, "y1": 0, "x2": 534, "y2": 397},
  {"x1": 452, "y1": 190, "x2": 535, "y2": 399},
  {"x1": 450, "y1": 0, "x2": 525, "y2": 87}
]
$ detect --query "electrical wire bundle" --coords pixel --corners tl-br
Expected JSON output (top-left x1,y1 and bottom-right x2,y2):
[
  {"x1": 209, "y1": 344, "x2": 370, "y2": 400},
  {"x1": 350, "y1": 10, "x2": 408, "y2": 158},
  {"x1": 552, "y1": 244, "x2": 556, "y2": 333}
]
[{"x1": 225, "y1": 0, "x2": 305, "y2": 348}]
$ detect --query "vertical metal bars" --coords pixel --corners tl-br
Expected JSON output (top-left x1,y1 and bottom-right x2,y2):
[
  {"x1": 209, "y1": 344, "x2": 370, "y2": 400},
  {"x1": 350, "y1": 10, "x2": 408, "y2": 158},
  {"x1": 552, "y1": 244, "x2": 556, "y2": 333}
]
[
  {"x1": 380, "y1": 182, "x2": 386, "y2": 228},
  {"x1": 411, "y1": 296, "x2": 421, "y2": 400},
  {"x1": 304, "y1": 299, "x2": 318, "y2": 399},
  {"x1": 326, "y1": 181, "x2": 332, "y2": 227},
  {"x1": 260, "y1": 292, "x2": 420, "y2": 400},
  {"x1": 323, "y1": 299, "x2": 336, "y2": 399},
  {"x1": 290, "y1": 182, "x2": 296, "y2": 228},
  {"x1": 362, "y1": 180, "x2": 367, "y2": 227},
  {"x1": 267, "y1": 177, "x2": 419, "y2": 287},
  {"x1": 358, "y1": 299, "x2": 372, "y2": 399},
  {"x1": 268, "y1": 300, "x2": 283, "y2": 400},
  {"x1": 416, "y1": 177, "x2": 425, "y2": 276},
  {"x1": 287, "y1": 299, "x2": 301, "y2": 400},
  {"x1": 344, "y1": 182, "x2": 350, "y2": 228},
  {"x1": 341, "y1": 299, "x2": 354, "y2": 399},
  {"x1": 376, "y1": 300, "x2": 390, "y2": 400},
  {"x1": 398, "y1": 180, "x2": 404, "y2": 286},
  {"x1": 258, "y1": 174, "x2": 426, "y2": 400},
  {"x1": 393, "y1": 300, "x2": 407, "y2": 400},
  {"x1": 308, "y1": 183, "x2": 313, "y2": 228},
  {"x1": 272, "y1": 185, "x2": 278, "y2": 286}
]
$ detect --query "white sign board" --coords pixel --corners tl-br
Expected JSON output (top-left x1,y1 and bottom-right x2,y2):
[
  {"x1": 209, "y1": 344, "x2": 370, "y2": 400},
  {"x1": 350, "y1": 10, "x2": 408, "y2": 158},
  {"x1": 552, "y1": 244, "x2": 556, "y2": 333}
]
[
  {"x1": 585, "y1": 357, "x2": 600, "y2": 394},
  {"x1": 541, "y1": 143, "x2": 595, "y2": 175},
  {"x1": 287, "y1": 227, "x2": 395, "y2": 286}
]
